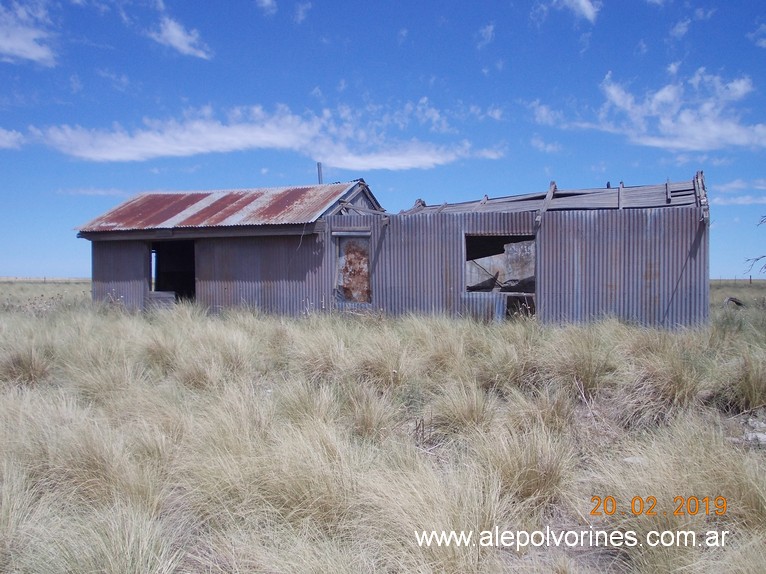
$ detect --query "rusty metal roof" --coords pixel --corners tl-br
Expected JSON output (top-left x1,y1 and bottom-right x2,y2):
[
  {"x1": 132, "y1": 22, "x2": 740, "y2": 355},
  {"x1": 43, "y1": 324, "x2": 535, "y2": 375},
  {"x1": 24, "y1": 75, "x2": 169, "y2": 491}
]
[{"x1": 78, "y1": 181, "x2": 366, "y2": 232}]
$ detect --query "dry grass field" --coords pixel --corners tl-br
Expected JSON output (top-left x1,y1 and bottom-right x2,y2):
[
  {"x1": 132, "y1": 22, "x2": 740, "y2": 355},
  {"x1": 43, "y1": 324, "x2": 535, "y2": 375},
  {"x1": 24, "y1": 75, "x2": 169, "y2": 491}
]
[{"x1": 0, "y1": 279, "x2": 765, "y2": 573}]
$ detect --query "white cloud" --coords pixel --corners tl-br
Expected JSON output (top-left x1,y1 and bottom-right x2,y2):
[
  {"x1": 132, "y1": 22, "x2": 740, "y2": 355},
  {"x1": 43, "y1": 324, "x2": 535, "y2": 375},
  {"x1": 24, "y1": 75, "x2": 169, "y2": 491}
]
[
  {"x1": 557, "y1": 0, "x2": 601, "y2": 23},
  {"x1": 57, "y1": 187, "x2": 127, "y2": 196},
  {"x1": 667, "y1": 61, "x2": 681, "y2": 75},
  {"x1": 477, "y1": 23, "x2": 494, "y2": 48},
  {"x1": 256, "y1": 0, "x2": 277, "y2": 16},
  {"x1": 531, "y1": 135, "x2": 561, "y2": 153},
  {"x1": 583, "y1": 69, "x2": 766, "y2": 152},
  {"x1": 670, "y1": 18, "x2": 690, "y2": 38},
  {"x1": 0, "y1": 2, "x2": 55, "y2": 66},
  {"x1": 716, "y1": 178, "x2": 766, "y2": 193},
  {"x1": 97, "y1": 68, "x2": 130, "y2": 91},
  {"x1": 294, "y1": 2, "x2": 310, "y2": 23},
  {"x1": 486, "y1": 106, "x2": 503, "y2": 121},
  {"x1": 529, "y1": 99, "x2": 564, "y2": 126},
  {"x1": 35, "y1": 102, "x2": 500, "y2": 171},
  {"x1": 646, "y1": 0, "x2": 666, "y2": 5},
  {"x1": 712, "y1": 195, "x2": 766, "y2": 206},
  {"x1": 0, "y1": 127, "x2": 24, "y2": 148},
  {"x1": 149, "y1": 16, "x2": 212, "y2": 59},
  {"x1": 748, "y1": 24, "x2": 766, "y2": 48}
]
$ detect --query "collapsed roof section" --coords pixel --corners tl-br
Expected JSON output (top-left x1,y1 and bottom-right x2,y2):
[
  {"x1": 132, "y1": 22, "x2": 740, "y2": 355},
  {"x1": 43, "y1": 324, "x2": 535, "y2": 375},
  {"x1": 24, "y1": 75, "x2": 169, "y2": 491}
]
[{"x1": 401, "y1": 171, "x2": 709, "y2": 221}]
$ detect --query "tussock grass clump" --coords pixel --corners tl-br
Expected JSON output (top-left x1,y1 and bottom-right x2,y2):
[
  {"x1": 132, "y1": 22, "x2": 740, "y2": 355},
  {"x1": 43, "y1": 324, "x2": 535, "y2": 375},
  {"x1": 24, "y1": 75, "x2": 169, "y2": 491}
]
[
  {"x1": 541, "y1": 322, "x2": 621, "y2": 399},
  {"x1": 470, "y1": 423, "x2": 576, "y2": 507},
  {"x1": 428, "y1": 381, "x2": 498, "y2": 440},
  {"x1": 1, "y1": 280, "x2": 766, "y2": 572}
]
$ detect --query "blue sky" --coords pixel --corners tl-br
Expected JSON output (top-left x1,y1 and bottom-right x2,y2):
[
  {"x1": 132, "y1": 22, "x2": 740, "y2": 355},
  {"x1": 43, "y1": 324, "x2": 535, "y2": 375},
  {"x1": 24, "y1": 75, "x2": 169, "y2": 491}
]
[{"x1": 1, "y1": 0, "x2": 765, "y2": 278}]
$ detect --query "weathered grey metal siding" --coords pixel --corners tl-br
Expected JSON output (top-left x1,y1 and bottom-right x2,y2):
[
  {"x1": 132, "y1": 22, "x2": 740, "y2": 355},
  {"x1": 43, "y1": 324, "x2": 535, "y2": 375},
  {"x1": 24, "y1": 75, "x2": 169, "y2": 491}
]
[
  {"x1": 91, "y1": 241, "x2": 149, "y2": 310},
  {"x1": 324, "y1": 212, "x2": 536, "y2": 319},
  {"x1": 195, "y1": 234, "x2": 332, "y2": 314},
  {"x1": 536, "y1": 207, "x2": 708, "y2": 326}
]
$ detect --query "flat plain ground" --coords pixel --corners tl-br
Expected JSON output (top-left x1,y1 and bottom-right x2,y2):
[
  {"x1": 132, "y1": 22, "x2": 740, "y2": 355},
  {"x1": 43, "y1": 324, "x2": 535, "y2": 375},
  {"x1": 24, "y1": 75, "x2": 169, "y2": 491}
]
[{"x1": 0, "y1": 279, "x2": 764, "y2": 573}]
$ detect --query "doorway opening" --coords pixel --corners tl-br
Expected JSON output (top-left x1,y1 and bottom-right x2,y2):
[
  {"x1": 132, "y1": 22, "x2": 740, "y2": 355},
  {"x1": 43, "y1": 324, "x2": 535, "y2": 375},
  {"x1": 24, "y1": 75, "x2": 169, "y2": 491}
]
[{"x1": 151, "y1": 240, "x2": 196, "y2": 301}]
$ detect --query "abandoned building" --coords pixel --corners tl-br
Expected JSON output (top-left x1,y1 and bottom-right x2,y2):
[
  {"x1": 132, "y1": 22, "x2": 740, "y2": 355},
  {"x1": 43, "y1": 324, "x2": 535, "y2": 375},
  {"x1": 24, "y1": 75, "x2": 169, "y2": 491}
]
[{"x1": 77, "y1": 172, "x2": 710, "y2": 326}]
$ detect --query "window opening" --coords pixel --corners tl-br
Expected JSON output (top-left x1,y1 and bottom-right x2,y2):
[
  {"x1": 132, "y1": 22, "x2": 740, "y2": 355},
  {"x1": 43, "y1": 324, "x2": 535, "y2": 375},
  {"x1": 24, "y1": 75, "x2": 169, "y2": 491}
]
[{"x1": 465, "y1": 234, "x2": 536, "y2": 316}]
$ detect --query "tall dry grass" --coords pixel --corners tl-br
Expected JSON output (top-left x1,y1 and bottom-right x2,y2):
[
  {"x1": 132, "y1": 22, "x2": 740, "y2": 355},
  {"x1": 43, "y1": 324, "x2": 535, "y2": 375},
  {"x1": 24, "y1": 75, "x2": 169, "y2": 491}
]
[{"x1": 0, "y1": 280, "x2": 764, "y2": 572}]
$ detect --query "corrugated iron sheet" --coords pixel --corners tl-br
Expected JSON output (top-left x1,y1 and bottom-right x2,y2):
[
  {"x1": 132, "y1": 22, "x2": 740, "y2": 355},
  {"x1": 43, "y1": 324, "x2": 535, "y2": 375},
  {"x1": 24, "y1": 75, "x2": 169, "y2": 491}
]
[
  {"x1": 415, "y1": 178, "x2": 699, "y2": 214},
  {"x1": 324, "y1": 212, "x2": 537, "y2": 319},
  {"x1": 536, "y1": 207, "x2": 708, "y2": 326},
  {"x1": 78, "y1": 182, "x2": 359, "y2": 232},
  {"x1": 91, "y1": 241, "x2": 149, "y2": 311},
  {"x1": 195, "y1": 234, "x2": 333, "y2": 315}
]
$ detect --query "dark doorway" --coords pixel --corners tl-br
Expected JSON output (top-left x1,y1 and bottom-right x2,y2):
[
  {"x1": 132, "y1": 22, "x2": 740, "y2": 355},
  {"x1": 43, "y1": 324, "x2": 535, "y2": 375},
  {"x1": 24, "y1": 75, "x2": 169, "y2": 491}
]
[{"x1": 152, "y1": 240, "x2": 196, "y2": 300}]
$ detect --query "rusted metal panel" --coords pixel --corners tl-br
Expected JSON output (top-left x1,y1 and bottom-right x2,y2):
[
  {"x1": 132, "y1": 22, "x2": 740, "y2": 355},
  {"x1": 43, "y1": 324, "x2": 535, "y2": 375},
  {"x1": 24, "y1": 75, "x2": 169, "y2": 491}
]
[
  {"x1": 78, "y1": 182, "x2": 361, "y2": 232},
  {"x1": 536, "y1": 207, "x2": 708, "y2": 326},
  {"x1": 91, "y1": 241, "x2": 149, "y2": 310}
]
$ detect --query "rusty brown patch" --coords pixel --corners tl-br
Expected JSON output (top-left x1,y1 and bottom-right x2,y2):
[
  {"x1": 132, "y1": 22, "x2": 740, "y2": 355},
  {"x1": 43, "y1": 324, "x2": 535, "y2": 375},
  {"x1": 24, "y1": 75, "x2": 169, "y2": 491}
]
[
  {"x1": 339, "y1": 238, "x2": 370, "y2": 303},
  {"x1": 178, "y1": 192, "x2": 263, "y2": 226}
]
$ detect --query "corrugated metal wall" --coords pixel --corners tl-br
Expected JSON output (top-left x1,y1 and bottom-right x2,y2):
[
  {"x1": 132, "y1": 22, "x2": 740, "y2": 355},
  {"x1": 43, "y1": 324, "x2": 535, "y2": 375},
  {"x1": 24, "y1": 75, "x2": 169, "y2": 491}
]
[
  {"x1": 536, "y1": 207, "x2": 709, "y2": 326},
  {"x1": 91, "y1": 241, "x2": 150, "y2": 310},
  {"x1": 195, "y1": 234, "x2": 333, "y2": 314},
  {"x1": 324, "y1": 212, "x2": 537, "y2": 320},
  {"x1": 87, "y1": 205, "x2": 709, "y2": 325}
]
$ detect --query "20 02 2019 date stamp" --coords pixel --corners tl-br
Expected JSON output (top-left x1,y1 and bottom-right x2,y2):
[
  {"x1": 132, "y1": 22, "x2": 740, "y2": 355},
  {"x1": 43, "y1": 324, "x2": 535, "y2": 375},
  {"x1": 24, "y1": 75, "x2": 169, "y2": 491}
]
[{"x1": 590, "y1": 496, "x2": 728, "y2": 517}]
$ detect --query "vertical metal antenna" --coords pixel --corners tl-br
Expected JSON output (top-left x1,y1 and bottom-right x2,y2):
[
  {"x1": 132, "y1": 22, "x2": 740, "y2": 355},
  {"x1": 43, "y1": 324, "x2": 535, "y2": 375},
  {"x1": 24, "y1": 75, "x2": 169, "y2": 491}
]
[{"x1": 317, "y1": 162, "x2": 323, "y2": 184}]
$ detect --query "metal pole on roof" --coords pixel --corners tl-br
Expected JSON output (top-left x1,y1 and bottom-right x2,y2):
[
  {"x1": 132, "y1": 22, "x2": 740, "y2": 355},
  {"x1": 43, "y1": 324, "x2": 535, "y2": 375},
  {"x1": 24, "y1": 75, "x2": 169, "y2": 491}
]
[{"x1": 317, "y1": 162, "x2": 323, "y2": 184}]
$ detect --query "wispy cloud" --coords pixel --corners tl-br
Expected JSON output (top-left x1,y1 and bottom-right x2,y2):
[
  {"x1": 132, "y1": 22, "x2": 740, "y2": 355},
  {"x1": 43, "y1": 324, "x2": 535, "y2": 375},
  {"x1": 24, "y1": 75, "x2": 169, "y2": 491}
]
[
  {"x1": 711, "y1": 195, "x2": 766, "y2": 206},
  {"x1": 579, "y1": 68, "x2": 766, "y2": 152},
  {"x1": 97, "y1": 69, "x2": 131, "y2": 91},
  {"x1": 57, "y1": 187, "x2": 128, "y2": 197},
  {"x1": 670, "y1": 9, "x2": 715, "y2": 40},
  {"x1": 748, "y1": 24, "x2": 766, "y2": 48},
  {"x1": 149, "y1": 16, "x2": 212, "y2": 59},
  {"x1": 557, "y1": 0, "x2": 601, "y2": 24},
  {"x1": 294, "y1": 2, "x2": 311, "y2": 23},
  {"x1": 670, "y1": 18, "x2": 691, "y2": 39},
  {"x1": 0, "y1": 2, "x2": 55, "y2": 66},
  {"x1": 256, "y1": 0, "x2": 277, "y2": 16},
  {"x1": 477, "y1": 23, "x2": 494, "y2": 48},
  {"x1": 34, "y1": 101, "x2": 502, "y2": 171},
  {"x1": 715, "y1": 178, "x2": 766, "y2": 193},
  {"x1": 531, "y1": 135, "x2": 561, "y2": 153},
  {"x1": 0, "y1": 127, "x2": 24, "y2": 148},
  {"x1": 529, "y1": 99, "x2": 565, "y2": 126}
]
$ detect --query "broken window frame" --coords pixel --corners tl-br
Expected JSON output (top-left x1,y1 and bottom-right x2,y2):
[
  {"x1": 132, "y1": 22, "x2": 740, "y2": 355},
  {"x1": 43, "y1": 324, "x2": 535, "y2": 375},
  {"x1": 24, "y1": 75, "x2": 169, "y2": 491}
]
[{"x1": 464, "y1": 234, "x2": 537, "y2": 316}]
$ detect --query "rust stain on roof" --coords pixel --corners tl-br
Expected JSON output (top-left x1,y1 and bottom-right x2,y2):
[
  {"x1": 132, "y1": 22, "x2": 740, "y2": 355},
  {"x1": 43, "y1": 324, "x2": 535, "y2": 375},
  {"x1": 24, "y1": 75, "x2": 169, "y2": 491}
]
[
  {"x1": 254, "y1": 186, "x2": 314, "y2": 222},
  {"x1": 78, "y1": 182, "x2": 359, "y2": 232},
  {"x1": 177, "y1": 191, "x2": 264, "y2": 227}
]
